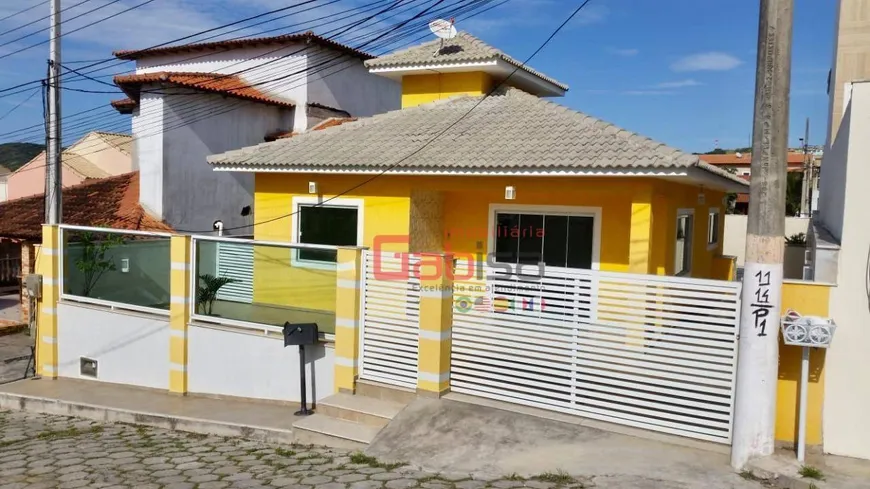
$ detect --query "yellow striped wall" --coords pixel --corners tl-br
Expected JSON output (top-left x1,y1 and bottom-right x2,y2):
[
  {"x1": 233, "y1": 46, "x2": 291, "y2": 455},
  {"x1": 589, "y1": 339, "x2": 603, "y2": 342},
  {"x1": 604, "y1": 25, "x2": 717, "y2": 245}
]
[
  {"x1": 334, "y1": 248, "x2": 362, "y2": 393},
  {"x1": 36, "y1": 225, "x2": 59, "y2": 378},
  {"x1": 169, "y1": 235, "x2": 192, "y2": 394}
]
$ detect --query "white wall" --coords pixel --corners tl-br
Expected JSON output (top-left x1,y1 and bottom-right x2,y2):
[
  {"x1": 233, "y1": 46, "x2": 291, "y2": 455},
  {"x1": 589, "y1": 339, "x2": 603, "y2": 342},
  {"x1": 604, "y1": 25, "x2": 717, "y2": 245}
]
[
  {"x1": 160, "y1": 92, "x2": 293, "y2": 233},
  {"x1": 0, "y1": 180, "x2": 6, "y2": 202},
  {"x1": 134, "y1": 94, "x2": 164, "y2": 217},
  {"x1": 723, "y1": 215, "x2": 811, "y2": 266},
  {"x1": 56, "y1": 302, "x2": 169, "y2": 390},
  {"x1": 187, "y1": 324, "x2": 334, "y2": 403},
  {"x1": 819, "y1": 100, "x2": 851, "y2": 242},
  {"x1": 822, "y1": 81, "x2": 870, "y2": 460},
  {"x1": 307, "y1": 46, "x2": 401, "y2": 118}
]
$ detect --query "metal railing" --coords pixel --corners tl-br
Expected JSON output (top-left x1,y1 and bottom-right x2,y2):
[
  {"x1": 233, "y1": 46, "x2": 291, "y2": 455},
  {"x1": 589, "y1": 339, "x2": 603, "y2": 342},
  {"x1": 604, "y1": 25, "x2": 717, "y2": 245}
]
[
  {"x1": 190, "y1": 234, "x2": 362, "y2": 336},
  {"x1": 59, "y1": 224, "x2": 173, "y2": 316}
]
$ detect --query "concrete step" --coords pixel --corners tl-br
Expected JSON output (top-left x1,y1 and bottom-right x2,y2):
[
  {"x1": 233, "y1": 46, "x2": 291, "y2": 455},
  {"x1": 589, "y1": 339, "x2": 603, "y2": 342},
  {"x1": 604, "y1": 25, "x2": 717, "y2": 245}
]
[
  {"x1": 318, "y1": 393, "x2": 405, "y2": 428},
  {"x1": 355, "y1": 379, "x2": 417, "y2": 404},
  {"x1": 292, "y1": 414, "x2": 380, "y2": 450}
]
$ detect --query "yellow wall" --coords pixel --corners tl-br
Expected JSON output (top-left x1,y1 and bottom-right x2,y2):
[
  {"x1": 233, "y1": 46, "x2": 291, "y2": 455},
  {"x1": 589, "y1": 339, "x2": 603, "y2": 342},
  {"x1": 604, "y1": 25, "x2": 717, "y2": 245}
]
[
  {"x1": 776, "y1": 281, "x2": 831, "y2": 447},
  {"x1": 254, "y1": 174, "x2": 724, "y2": 278},
  {"x1": 254, "y1": 174, "x2": 412, "y2": 312},
  {"x1": 401, "y1": 72, "x2": 492, "y2": 108}
]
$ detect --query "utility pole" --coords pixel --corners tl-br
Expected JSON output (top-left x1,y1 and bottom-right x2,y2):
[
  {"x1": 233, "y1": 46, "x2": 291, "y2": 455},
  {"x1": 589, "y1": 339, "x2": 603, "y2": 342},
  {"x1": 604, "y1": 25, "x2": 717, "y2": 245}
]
[
  {"x1": 800, "y1": 118, "x2": 810, "y2": 217},
  {"x1": 45, "y1": 0, "x2": 62, "y2": 224},
  {"x1": 732, "y1": 0, "x2": 793, "y2": 470}
]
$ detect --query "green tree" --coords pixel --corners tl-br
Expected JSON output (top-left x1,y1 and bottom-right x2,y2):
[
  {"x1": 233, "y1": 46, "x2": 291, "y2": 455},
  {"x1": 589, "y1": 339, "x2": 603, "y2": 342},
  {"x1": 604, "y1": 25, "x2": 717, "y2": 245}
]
[
  {"x1": 74, "y1": 232, "x2": 123, "y2": 297},
  {"x1": 786, "y1": 172, "x2": 803, "y2": 216}
]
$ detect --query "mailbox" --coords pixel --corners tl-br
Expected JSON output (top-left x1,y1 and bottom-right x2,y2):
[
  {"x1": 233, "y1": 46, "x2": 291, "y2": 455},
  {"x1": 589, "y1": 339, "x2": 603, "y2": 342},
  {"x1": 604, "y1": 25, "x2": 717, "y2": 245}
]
[{"x1": 283, "y1": 322, "x2": 319, "y2": 346}]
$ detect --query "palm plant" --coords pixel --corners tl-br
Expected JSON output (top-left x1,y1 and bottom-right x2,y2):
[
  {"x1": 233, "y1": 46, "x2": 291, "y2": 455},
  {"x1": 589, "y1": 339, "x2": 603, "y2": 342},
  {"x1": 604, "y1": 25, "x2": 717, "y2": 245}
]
[{"x1": 196, "y1": 274, "x2": 238, "y2": 315}]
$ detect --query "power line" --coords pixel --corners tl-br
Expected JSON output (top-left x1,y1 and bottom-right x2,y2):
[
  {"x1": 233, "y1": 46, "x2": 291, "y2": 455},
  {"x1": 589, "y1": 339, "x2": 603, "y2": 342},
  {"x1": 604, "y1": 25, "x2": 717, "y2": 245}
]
[
  {"x1": 0, "y1": 87, "x2": 41, "y2": 121},
  {"x1": 0, "y1": 0, "x2": 94, "y2": 41},
  {"x1": 0, "y1": 0, "x2": 156, "y2": 62},
  {"x1": 7, "y1": 0, "x2": 491, "y2": 173},
  {"x1": 0, "y1": 1, "x2": 42, "y2": 24},
  {"x1": 186, "y1": 0, "x2": 587, "y2": 235}
]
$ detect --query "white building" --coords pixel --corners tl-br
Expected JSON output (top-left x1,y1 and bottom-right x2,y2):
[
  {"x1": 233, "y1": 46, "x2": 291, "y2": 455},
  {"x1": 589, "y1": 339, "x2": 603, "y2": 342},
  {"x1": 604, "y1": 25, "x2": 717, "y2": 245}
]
[{"x1": 112, "y1": 32, "x2": 400, "y2": 233}]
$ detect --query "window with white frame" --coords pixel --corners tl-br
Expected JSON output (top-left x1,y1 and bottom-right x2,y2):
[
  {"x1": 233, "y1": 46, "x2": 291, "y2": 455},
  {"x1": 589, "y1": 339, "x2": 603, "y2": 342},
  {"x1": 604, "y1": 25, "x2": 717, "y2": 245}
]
[
  {"x1": 292, "y1": 197, "x2": 362, "y2": 268},
  {"x1": 491, "y1": 207, "x2": 598, "y2": 270},
  {"x1": 707, "y1": 208, "x2": 720, "y2": 248},
  {"x1": 675, "y1": 209, "x2": 694, "y2": 276}
]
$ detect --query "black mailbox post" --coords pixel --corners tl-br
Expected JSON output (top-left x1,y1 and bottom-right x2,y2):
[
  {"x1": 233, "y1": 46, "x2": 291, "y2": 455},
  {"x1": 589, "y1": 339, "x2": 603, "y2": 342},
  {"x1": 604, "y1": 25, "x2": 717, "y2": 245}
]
[{"x1": 283, "y1": 322, "x2": 319, "y2": 416}]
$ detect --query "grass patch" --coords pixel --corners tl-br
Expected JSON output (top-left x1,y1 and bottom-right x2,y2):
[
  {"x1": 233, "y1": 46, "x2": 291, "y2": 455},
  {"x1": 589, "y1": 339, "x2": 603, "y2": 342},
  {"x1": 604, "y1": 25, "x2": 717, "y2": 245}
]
[
  {"x1": 89, "y1": 425, "x2": 104, "y2": 434},
  {"x1": 739, "y1": 470, "x2": 762, "y2": 481},
  {"x1": 275, "y1": 447, "x2": 296, "y2": 457},
  {"x1": 799, "y1": 465, "x2": 825, "y2": 481},
  {"x1": 36, "y1": 427, "x2": 80, "y2": 440},
  {"x1": 185, "y1": 432, "x2": 207, "y2": 440},
  {"x1": 349, "y1": 452, "x2": 406, "y2": 470},
  {"x1": 506, "y1": 473, "x2": 525, "y2": 481},
  {"x1": 533, "y1": 470, "x2": 575, "y2": 485},
  {"x1": 809, "y1": 484, "x2": 820, "y2": 489}
]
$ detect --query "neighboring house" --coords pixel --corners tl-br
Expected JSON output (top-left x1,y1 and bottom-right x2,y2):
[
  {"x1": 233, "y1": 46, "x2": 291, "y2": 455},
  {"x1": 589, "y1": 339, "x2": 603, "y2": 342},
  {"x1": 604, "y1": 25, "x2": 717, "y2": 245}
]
[
  {"x1": 0, "y1": 164, "x2": 9, "y2": 202},
  {"x1": 208, "y1": 32, "x2": 747, "y2": 309},
  {"x1": 5, "y1": 131, "x2": 133, "y2": 201},
  {"x1": 825, "y1": 0, "x2": 870, "y2": 146},
  {"x1": 699, "y1": 152, "x2": 816, "y2": 215},
  {"x1": 110, "y1": 31, "x2": 401, "y2": 234},
  {"x1": 0, "y1": 172, "x2": 171, "y2": 323}
]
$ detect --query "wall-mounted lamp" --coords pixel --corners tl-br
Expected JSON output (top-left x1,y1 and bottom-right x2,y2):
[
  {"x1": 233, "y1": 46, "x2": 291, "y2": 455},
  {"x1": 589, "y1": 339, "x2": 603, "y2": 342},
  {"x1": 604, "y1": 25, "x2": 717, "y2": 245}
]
[
  {"x1": 505, "y1": 185, "x2": 516, "y2": 200},
  {"x1": 308, "y1": 181, "x2": 318, "y2": 194},
  {"x1": 697, "y1": 190, "x2": 706, "y2": 205}
]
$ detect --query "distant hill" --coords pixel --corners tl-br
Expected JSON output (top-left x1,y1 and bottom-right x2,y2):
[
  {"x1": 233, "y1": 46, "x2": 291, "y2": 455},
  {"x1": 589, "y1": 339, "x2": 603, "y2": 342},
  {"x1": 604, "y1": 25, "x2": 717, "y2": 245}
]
[{"x1": 0, "y1": 142, "x2": 44, "y2": 172}]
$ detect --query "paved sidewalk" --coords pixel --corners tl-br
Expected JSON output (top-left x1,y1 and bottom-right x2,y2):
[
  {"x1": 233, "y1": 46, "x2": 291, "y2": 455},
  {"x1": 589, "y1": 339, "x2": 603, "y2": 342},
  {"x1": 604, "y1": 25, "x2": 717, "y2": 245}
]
[{"x1": 0, "y1": 331, "x2": 33, "y2": 383}]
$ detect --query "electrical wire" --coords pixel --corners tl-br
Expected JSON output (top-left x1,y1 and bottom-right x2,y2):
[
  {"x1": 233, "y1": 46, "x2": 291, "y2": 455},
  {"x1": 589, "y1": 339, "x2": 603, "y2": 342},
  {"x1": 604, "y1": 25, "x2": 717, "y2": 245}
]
[
  {"x1": 7, "y1": 0, "x2": 497, "y2": 176},
  {"x1": 0, "y1": 0, "x2": 157, "y2": 62},
  {"x1": 0, "y1": 87, "x2": 41, "y2": 121},
  {"x1": 0, "y1": 1, "x2": 42, "y2": 24},
  {"x1": 177, "y1": 0, "x2": 591, "y2": 234},
  {"x1": 0, "y1": 0, "x2": 94, "y2": 41}
]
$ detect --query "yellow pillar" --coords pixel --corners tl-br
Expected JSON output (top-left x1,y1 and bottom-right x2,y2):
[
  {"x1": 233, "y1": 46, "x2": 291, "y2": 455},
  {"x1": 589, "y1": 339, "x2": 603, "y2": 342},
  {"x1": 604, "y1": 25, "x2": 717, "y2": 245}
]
[
  {"x1": 417, "y1": 253, "x2": 453, "y2": 397},
  {"x1": 36, "y1": 225, "x2": 60, "y2": 378},
  {"x1": 334, "y1": 248, "x2": 363, "y2": 393},
  {"x1": 169, "y1": 235, "x2": 191, "y2": 394},
  {"x1": 628, "y1": 189, "x2": 654, "y2": 274}
]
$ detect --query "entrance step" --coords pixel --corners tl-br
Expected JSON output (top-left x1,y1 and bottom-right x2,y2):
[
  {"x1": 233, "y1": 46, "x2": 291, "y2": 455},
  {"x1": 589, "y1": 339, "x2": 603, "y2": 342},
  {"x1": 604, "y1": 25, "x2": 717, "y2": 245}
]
[
  {"x1": 292, "y1": 414, "x2": 380, "y2": 450},
  {"x1": 355, "y1": 379, "x2": 417, "y2": 404},
  {"x1": 318, "y1": 393, "x2": 404, "y2": 428}
]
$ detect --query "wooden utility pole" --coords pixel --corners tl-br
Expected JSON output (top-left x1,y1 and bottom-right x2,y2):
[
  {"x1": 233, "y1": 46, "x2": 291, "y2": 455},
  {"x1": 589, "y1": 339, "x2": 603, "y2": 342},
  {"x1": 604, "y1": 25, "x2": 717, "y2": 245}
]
[
  {"x1": 732, "y1": 0, "x2": 793, "y2": 470},
  {"x1": 45, "y1": 0, "x2": 62, "y2": 224}
]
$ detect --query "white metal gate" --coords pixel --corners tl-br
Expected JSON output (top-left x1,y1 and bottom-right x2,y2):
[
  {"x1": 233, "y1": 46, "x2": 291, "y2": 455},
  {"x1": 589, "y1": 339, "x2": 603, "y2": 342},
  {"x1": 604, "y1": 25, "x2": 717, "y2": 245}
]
[
  {"x1": 215, "y1": 242, "x2": 254, "y2": 303},
  {"x1": 359, "y1": 250, "x2": 420, "y2": 389},
  {"x1": 451, "y1": 262, "x2": 741, "y2": 444}
]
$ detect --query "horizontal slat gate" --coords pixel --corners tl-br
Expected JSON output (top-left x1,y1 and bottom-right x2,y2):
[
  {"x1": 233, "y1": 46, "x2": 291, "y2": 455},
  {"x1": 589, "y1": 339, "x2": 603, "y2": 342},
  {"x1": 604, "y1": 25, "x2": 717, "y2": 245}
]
[
  {"x1": 451, "y1": 261, "x2": 740, "y2": 444},
  {"x1": 359, "y1": 250, "x2": 420, "y2": 389},
  {"x1": 215, "y1": 243, "x2": 254, "y2": 303}
]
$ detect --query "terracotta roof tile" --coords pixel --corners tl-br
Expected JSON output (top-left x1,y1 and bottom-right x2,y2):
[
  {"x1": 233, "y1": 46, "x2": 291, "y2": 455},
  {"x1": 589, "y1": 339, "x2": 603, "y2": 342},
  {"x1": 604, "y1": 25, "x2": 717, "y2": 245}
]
[
  {"x1": 699, "y1": 153, "x2": 806, "y2": 165},
  {"x1": 113, "y1": 31, "x2": 373, "y2": 61},
  {"x1": 0, "y1": 172, "x2": 172, "y2": 241},
  {"x1": 110, "y1": 98, "x2": 137, "y2": 114},
  {"x1": 114, "y1": 72, "x2": 295, "y2": 109}
]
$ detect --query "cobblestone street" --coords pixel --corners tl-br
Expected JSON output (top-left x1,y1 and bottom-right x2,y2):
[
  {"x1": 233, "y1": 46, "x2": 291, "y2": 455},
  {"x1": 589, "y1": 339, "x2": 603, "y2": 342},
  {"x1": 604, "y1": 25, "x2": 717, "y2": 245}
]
[{"x1": 0, "y1": 410, "x2": 596, "y2": 489}]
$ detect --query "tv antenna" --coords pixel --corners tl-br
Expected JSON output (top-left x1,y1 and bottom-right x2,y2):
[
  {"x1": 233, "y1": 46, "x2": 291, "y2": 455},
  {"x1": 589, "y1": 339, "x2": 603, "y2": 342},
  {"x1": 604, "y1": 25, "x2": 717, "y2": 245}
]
[{"x1": 429, "y1": 18, "x2": 457, "y2": 56}]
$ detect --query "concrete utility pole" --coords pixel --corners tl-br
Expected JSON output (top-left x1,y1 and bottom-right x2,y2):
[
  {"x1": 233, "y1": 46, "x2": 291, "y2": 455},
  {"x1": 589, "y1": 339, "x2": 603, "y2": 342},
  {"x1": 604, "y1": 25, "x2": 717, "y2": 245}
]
[
  {"x1": 45, "y1": 0, "x2": 62, "y2": 224},
  {"x1": 800, "y1": 118, "x2": 810, "y2": 217},
  {"x1": 732, "y1": 0, "x2": 793, "y2": 470}
]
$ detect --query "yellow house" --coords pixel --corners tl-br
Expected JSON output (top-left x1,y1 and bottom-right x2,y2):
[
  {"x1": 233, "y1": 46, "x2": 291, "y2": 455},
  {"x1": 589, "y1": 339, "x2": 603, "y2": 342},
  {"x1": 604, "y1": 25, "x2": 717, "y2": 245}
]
[{"x1": 207, "y1": 32, "x2": 748, "y2": 332}]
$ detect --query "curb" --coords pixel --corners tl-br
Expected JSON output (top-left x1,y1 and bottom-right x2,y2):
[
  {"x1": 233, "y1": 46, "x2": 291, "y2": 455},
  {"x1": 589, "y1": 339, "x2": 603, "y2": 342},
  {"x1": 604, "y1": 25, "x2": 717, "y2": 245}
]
[
  {"x1": 746, "y1": 461, "x2": 827, "y2": 489},
  {"x1": 0, "y1": 388, "x2": 297, "y2": 445}
]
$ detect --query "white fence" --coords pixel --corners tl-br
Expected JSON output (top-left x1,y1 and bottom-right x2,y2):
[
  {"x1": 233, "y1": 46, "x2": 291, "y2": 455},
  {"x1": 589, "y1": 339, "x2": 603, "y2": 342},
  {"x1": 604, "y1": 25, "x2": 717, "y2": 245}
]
[
  {"x1": 450, "y1": 261, "x2": 740, "y2": 444},
  {"x1": 358, "y1": 250, "x2": 421, "y2": 389}
]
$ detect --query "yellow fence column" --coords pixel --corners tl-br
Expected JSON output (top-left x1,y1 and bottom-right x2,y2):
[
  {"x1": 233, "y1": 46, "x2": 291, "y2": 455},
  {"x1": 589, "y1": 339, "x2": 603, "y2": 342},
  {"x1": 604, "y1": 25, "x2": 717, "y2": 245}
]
[
  {"x1": 169, "y1": 235, "x2": 192, "y2": 394},
  {"x1": 628, "y1": 190, "x2": 653, "y2": 274},
  {"x1": 335, "y1": 248, "x2": 363, "y2": 393},
  {"x1": 417, "y1": 253, "x2": 453, "y2": 397},
  {"x1": 36, "y1": 224, "x2": 60, "y2": 378}
]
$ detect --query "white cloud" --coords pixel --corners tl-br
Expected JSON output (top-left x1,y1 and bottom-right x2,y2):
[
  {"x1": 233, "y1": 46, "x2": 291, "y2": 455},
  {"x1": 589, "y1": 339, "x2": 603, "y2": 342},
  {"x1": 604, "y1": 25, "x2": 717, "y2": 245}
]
[
  {"x1": 671, "y1": 52, "x2": 742, "y2": 72},
  {"x1": 610, "y1": 48, "x2": 638, "y2": 57},
  {"x1": 652, "y1": 79, "x2": 702, "y2": 89}
]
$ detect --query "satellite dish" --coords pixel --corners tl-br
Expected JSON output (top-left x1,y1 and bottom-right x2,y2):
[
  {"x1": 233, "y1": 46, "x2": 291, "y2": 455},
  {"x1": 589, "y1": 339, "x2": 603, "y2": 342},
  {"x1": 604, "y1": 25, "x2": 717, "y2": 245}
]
[{"x1": 429, "y1": 19, "x2": 457, "y2": 40}]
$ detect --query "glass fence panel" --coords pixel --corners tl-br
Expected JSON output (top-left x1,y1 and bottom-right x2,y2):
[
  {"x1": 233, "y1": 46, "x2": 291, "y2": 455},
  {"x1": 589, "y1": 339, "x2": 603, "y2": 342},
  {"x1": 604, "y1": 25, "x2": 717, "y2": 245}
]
[
  {"x1": 194, "y1": 239, "x2": 338, "y2": 335},
  {"x1": 62, "y1": 229, "x2": 171, "y2": 310}
]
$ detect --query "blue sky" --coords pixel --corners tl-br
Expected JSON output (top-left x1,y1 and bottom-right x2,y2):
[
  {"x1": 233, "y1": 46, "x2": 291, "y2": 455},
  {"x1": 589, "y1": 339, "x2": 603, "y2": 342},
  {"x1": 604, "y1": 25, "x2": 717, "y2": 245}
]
[{"x1": 0, "y1": 0, "x2": 836, "y2": 153}]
